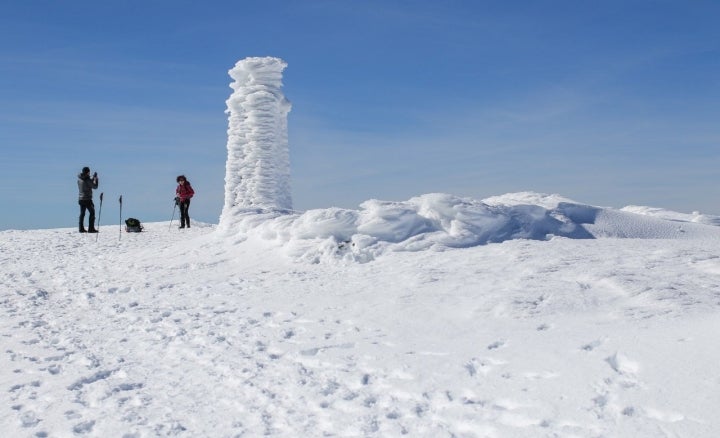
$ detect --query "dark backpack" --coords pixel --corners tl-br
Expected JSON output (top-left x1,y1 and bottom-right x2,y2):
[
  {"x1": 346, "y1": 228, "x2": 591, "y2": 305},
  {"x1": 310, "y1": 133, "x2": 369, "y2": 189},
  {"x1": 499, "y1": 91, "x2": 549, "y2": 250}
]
[{"x1": 125, "y1": 218, "x2": 143, "y2": 232}]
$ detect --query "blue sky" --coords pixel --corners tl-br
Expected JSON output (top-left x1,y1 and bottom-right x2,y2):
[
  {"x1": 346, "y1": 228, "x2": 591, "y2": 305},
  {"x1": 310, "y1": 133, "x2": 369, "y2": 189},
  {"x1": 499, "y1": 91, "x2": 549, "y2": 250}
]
[{"x1": 1, "y1": 0, "x2": 718, "y2": 230}]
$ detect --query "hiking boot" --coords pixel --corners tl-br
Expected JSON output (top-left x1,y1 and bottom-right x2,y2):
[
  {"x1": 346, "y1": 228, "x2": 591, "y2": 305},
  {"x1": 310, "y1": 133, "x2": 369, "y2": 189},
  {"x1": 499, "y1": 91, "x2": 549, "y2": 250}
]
[
  {"x1": 87, "y1": 228, "x2": 98, "y2": 233},
  {"x1": 79, "y1": 228, "x2": 87, "y2": 233}
]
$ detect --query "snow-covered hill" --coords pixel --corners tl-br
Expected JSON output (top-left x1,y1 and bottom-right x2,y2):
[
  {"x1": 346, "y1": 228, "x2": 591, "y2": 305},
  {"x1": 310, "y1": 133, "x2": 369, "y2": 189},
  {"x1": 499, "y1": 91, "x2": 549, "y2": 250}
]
[{"x1": 2, "y1": 192, "x2": 720, "y2": 437}]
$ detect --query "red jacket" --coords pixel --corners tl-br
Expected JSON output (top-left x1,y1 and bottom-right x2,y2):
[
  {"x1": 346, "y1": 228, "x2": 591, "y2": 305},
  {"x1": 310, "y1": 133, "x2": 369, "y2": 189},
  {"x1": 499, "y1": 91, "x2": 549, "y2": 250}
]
[{"x1": 176, "y1": 181, "x2": 195, "y2": 202}]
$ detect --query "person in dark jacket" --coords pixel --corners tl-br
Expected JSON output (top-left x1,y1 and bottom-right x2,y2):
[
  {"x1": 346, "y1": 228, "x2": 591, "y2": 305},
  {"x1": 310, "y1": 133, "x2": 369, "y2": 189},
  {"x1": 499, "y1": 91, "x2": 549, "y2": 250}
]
[
  {"x1": 77, "y1": 166, "x2": 99, "y2": 233},
  {"x1": 175, "y1": 175, "x2": 195, "y2": 229}
]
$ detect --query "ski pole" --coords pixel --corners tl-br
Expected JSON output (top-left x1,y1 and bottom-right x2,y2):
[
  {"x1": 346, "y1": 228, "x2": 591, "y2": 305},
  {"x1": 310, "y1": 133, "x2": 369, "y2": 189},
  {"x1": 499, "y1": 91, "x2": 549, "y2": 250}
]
[
  {"x1": 119, "y1": 195, "x2": 123, "y2": 241},
  {"x1": 169, "y1": 200, "x2": 177, "y2": 230},
  {"x1": 95, "y1": 192, "x2": 104, "y2": 242}
]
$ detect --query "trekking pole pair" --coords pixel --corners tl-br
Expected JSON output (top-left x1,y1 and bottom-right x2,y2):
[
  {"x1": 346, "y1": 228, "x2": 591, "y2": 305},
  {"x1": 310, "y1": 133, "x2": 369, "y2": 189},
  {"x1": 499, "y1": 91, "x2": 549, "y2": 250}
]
[{"x1": 94, "y1": 194, "x2": 125, "y2": 241}]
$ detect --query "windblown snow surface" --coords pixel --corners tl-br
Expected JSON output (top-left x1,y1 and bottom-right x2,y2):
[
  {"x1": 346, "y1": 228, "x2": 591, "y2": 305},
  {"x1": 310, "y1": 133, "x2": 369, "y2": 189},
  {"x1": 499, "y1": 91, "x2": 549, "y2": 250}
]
[{"x1": 2, "y1": 192, "x2": 720, "y2": 437}]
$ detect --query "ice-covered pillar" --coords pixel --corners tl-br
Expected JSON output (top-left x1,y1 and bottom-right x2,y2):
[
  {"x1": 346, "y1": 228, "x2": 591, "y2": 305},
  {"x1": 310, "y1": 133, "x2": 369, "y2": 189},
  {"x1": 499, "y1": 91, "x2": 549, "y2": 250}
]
[{"x1": 219, "y1": 57, "x2": 292, "y2": 228}]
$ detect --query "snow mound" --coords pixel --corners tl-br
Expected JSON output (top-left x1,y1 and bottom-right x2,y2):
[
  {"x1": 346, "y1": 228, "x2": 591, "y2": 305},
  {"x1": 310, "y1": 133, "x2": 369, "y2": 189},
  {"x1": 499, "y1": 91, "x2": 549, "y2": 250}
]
[
  {"x1": 219, "y1": 192, "x2": 720, "y2": 263},
  {"x1": 482, "y1": 191, "x2": 578, "y2": 210}
]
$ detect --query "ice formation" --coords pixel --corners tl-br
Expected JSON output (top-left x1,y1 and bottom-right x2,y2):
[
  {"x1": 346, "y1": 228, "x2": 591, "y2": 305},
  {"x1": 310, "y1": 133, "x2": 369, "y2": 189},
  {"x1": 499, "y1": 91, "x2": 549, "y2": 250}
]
[{"x1": 219, "y1": 57, "x2": 292, "y2": 230}]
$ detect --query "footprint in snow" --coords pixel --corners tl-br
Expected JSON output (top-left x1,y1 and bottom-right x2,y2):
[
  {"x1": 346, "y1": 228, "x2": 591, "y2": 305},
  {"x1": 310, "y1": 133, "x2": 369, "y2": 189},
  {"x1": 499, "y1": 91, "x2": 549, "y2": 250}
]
[
  {"x1": 20, "y1": 410, "x2": 40, "y2": 427},
  {"x1": 73, "y1": 420, "x2": 95, "y2": 434},
  {"x1": 581, "y1": 339, "x2": 604, "y2": 351},
  {"x1": 488, "y1": 340, "x2": 506, "y2": 350}
]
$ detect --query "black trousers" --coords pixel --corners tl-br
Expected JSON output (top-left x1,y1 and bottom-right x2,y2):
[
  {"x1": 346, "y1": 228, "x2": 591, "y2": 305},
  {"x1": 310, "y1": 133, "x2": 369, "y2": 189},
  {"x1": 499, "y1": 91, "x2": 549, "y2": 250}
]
[
  {"x1": 179, "y1": 199, "x2": 191, "y2": 226},
  {"x1": 79, "y1": 200, "x2": 95, "y2": 230}
]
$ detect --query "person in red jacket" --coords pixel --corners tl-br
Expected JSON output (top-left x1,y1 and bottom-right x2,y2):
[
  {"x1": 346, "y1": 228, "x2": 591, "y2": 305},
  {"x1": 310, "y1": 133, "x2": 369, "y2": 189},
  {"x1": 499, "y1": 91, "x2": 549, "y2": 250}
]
[{"x1": 175, "y1": 175, "x2": 195, "y2": 229}]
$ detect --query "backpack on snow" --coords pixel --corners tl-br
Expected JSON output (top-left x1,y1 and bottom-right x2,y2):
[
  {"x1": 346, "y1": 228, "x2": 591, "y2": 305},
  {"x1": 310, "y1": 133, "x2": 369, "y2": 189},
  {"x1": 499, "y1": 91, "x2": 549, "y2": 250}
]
[{"x1": 125, "y1": 218, "x2": 143, "y2": 232}]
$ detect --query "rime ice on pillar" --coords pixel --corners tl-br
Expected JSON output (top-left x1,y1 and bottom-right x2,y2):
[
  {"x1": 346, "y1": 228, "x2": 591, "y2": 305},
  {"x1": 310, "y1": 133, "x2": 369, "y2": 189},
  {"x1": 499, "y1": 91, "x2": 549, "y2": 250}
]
[{"x1": 220, "y1": 57, "x2": 292, "y2": 228}]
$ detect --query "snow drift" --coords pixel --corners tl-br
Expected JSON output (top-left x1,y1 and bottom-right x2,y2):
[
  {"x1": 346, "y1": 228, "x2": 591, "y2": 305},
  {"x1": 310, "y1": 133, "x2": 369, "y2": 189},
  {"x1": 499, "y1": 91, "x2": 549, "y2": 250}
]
[{"x1": 219, "y1": 191, "x2": 720, "y2": 263}]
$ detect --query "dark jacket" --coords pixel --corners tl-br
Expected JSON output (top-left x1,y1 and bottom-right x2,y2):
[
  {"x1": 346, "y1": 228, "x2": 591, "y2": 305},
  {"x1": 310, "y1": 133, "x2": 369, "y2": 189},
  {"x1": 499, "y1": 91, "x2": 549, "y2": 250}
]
[{"x1": 78, "y1": 173, "x2": 98, "y2": 200}]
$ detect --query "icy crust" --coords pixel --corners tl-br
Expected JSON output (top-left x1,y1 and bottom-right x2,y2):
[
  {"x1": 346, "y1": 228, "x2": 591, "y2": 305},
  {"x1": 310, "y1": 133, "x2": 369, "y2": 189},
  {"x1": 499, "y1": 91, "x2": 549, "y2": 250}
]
[
  {"x1": 218, "y1": 192, "x2": 720, "y2": 263},
  {"x1": 220, "y1": 56, "x2": 292, "y2": 229}
]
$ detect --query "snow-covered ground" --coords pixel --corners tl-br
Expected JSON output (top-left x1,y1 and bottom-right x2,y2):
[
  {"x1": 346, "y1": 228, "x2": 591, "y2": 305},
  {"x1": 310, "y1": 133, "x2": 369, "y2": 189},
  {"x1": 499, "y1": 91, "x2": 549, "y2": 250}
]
[{"x1": 2, "y1": 192, "x2": 720, "y2": 437}]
